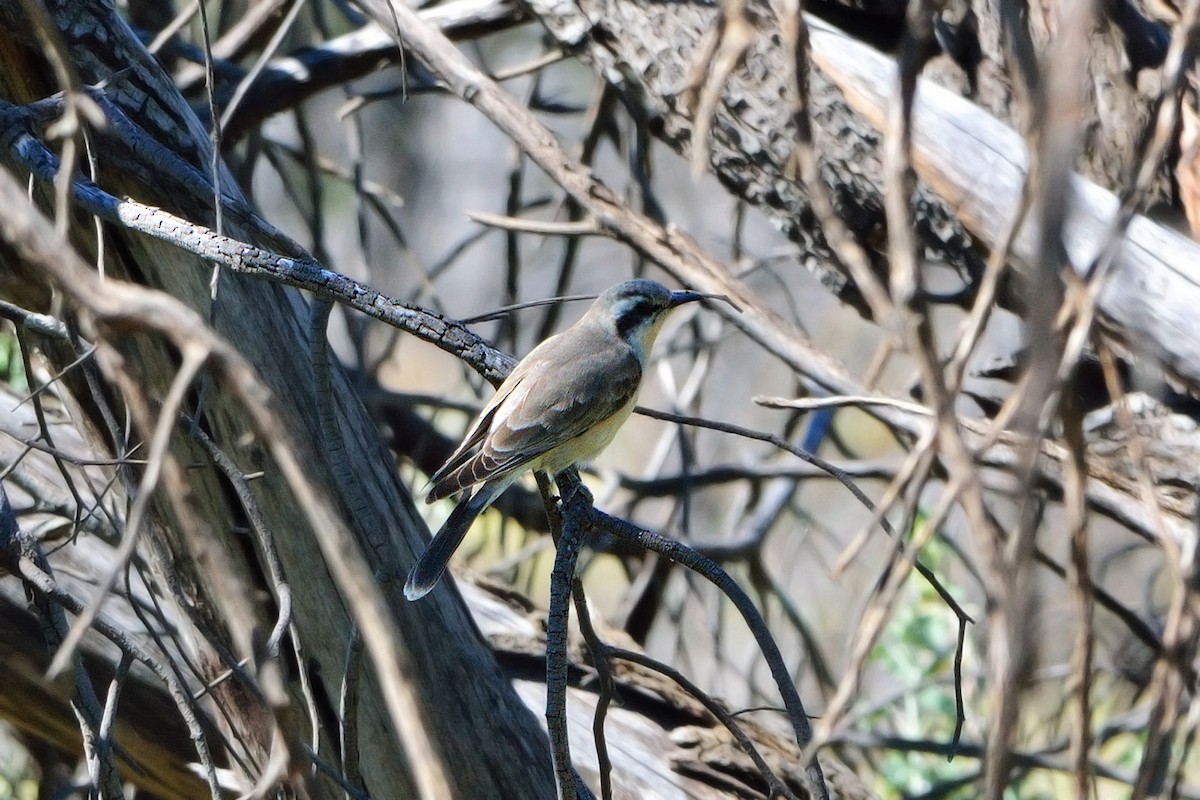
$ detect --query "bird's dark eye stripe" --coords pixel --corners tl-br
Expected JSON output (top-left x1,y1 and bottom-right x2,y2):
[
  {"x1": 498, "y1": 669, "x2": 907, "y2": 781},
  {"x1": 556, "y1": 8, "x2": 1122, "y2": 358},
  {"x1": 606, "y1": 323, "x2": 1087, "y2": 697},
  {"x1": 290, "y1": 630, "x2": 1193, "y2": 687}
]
[{"x1": 616, "y1": 298, "x2": 657, "y2": 336}]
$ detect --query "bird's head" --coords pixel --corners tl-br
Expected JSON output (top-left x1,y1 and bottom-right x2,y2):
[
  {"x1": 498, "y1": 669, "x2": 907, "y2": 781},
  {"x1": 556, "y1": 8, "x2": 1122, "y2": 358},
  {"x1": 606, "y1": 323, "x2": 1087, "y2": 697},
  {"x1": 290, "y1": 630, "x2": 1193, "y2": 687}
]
[{"x1": 590, "y1": 279, "x2": 735, "y2": 359}]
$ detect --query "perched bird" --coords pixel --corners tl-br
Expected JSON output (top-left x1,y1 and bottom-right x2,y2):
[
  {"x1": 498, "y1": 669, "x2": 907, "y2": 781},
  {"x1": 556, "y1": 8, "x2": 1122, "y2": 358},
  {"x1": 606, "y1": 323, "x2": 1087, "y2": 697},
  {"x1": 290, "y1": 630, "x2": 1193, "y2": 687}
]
[{"x1": 405, "y1": 279, "x2": 729, "y2": 600}]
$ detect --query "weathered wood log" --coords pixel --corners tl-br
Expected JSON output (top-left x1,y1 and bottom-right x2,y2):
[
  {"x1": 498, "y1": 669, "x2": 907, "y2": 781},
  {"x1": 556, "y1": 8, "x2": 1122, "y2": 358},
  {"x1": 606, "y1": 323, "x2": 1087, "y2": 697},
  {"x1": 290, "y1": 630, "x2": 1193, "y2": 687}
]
[{"x1": 806, "y1": 15, "x2": 1200, "y2": 394}]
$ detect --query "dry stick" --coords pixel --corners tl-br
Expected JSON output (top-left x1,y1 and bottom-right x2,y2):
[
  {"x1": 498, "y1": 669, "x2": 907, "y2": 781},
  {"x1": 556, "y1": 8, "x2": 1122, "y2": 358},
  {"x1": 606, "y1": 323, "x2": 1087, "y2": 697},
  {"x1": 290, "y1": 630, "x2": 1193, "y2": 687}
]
[
  {"x1": 686, "y1": 0, "x2": 755, "y2": 179},
  {"x1": 545, "y1": 475, "x2": 597, "y2": 800},
  {"x1": 339, "y1": 627, "x2": 365, "y2": 796},
  {"x1": 570, "y1": 493, "x2": 829, "y2": 800},
  {"x1": 535, "y1": 472, "x2": 617, "y2": 800},
  {"x1": 570, "y1": 585, "x2": 616, "y2": 800},
  {"x1": 878, "y1": 0, "x2": 992, "y2": 764},
  {"x1": 128, "y1": 552, "x2": 246, "y2": 787},
  {"x1": 120, "y1": 532, "x2": 265, "y2": 787},
  {"x1": 194, "y1": 0, "x2": 224, "y2": 303},
  {"x1": 1094, "y1": 340, "x2": 1187, "y2": 561},
  {"x1": 97, "y1": 652, "x2": 133, "y2": 795},
  {"x1": 490, "y1": 48, "x2": 570, "y2": 82},
  {"x1": 984, "y1": 0, "x2": 1095, "y2": 792},
  {"x1": 827, "y1": 427, "x2": 936, "y2": 577},
  {"x1": 13, "y1": 339, "x2": 101, "y2": 428},
  {"x1": 33, "y1": 329, "x2": 241, "y2": 744},
  {"x1": 217, "y1": 0, "x2": 306, "y2": 131},
  {"x1": 1135, "y1": 592, "x2": 1195, "y2": 798},
  {"x1": 11, "y1": 325, "x2": 90, "y2": 530},
  {"x1": 102, "y1": 344, "x2": 271, "y2": 774},
  {"x1": 1060, "y1": 383, "x2": 1094, "y2": 797},
  {"x1": 182, "y1": 417, "x2": 332, "y2": 795},
  {"x1": 146, "y1": 0, "x2": 199, "y2": 54},
  {"x1": 620, "y1": 459, "x2": 902, "y2": 498},
  {"x1": 13, "y1": 0, "x2": 100, "y2": 235},
  {"x1": 303, "y1": 744, "x2": 371, "y2": 800},
  {"x1": 778, "y1": 2, "x2": 896, "y2": 329},
  {"x1": 816, "y1": 464, "x2": 968, "y2": 758},
  {"x1": 639, "y1": 320, "x2": 716, "y2": 523},
  {"x1": 47, "y1": 344, "x2": 208, "y2": 680},
  {"x1": 497, "y1": 136, "x2": 523, "y2": 352},
  {"x1": 534, "y1": 82, "x2": 610, "y2": 343},
  {"x1": 170, "y1": 0, "x2": 283, "y2": 86},
  {"x1": 65, "y1": 628, "x2": 123, "y2": 794},
  {"x1": 757, "y1": 394, "x2": 931, "y2": 416},
  {"x1": 265, "y1": 136, "x2": 406, "y2": 212},
  {"x1": 834, "y1": 731, "x2": 1179, "y2": 791},
  {"x1": 466, "y1": 211, "x2": 601, "y2": 237},
  {"x1": 782, "y1": 6, "x2": 975, "y2": 752},
  {"x1": 1031, "y1": 545, "x2": 1171, "y2": 677},
  {"x1": 290, "y1": 618, "x2": 323, "y2": 778},
  {"x1": 922, "y1": 10, "x2": 1029, "y2": 398},
  {"x1": 743, "y1": 558, "x2": 838, "y2": 695},
  {"x1": 346, "y1": 111, "x2": 382, "y2": 376},
  {"x1": 461, "y1": 294, "x2": 597, "y2": 325},
  {"x1": 1095, "y1": 338, "x2": 1197, "y2": 799},
  {"x1": 1, "y1": 436, "x2": 136, "y2": 470},
  {"x1": 183, "y1": 418, "x2": 294, "y2": 657},
  {"x1": 944, "y1": 186, "x2": 1032, "y2": 394},
  {"x1": 1168, "y1": 693, "x2": 1200, "y2": 798},
  {"x1": 884, "y1": 0, "x2": 998, "y2": 578}
]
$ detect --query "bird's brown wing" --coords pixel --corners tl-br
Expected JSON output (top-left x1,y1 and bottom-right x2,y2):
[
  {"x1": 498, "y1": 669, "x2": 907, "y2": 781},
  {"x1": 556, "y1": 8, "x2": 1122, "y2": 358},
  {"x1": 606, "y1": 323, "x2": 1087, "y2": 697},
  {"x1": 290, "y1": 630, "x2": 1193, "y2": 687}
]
[
  {"x1": 426, "y1": 368, "x2": 528, "y2": 499},
  {"x1": 428, "y1": 335, "x2": 641, "y2": 500}
]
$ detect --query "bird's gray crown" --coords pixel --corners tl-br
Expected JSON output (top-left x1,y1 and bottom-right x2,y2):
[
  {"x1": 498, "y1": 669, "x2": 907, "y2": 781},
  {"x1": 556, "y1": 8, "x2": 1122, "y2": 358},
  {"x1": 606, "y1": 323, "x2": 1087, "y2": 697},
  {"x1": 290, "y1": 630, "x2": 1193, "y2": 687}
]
[{"x1": 601, "y1": 279, "x2": 671, "y2": 309}]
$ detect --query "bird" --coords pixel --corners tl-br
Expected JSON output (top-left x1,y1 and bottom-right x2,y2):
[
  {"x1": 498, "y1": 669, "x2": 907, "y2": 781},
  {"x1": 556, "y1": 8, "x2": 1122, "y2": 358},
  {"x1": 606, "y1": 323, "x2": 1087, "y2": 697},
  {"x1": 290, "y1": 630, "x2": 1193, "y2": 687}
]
[{"x1": 404, "y1": 279, "x2": 731, "y2": 600}]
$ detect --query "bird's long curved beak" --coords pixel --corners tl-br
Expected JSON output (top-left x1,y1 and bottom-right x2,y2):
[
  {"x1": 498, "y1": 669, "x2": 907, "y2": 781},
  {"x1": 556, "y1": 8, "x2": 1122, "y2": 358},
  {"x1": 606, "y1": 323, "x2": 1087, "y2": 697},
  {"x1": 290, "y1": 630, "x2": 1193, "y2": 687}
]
[{"x1": 668, "y1": 289, "x2": 743, "y2": 312}]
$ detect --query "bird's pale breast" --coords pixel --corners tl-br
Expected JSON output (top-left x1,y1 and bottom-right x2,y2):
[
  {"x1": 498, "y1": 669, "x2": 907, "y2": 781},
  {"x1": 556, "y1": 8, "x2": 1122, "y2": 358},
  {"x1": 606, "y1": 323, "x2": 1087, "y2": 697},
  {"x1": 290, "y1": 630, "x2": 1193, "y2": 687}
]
[{"x1": 532, "y1": 388, "x2": 641, "y2": 476}]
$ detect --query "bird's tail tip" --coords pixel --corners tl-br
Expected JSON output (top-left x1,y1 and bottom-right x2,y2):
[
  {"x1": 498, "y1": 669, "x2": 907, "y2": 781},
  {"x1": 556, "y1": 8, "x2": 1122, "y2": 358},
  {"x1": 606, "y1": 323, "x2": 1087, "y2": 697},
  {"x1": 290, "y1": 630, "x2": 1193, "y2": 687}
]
[{"x1": 404, "y1": 576, "x2": 433, "y2": 601}]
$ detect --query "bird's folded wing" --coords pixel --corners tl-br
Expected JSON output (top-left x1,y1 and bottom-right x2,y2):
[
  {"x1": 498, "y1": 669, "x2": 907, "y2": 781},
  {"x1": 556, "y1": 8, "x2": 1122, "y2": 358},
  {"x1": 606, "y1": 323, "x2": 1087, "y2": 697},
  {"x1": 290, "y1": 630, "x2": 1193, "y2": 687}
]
[
  {"x1": 427, "y1": 397, "x2": 504, "y2": 498},
  {"x1": 430, "y1": 345, "x2": 641, "y2": 497}
]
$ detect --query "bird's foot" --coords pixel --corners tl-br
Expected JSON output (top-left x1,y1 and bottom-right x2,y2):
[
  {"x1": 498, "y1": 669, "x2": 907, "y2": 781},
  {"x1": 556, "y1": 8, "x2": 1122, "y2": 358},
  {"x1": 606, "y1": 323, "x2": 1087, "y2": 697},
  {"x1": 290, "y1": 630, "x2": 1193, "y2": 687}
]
[{"x1": 554, "y1": 470, "x2": 593, "y2": 509}]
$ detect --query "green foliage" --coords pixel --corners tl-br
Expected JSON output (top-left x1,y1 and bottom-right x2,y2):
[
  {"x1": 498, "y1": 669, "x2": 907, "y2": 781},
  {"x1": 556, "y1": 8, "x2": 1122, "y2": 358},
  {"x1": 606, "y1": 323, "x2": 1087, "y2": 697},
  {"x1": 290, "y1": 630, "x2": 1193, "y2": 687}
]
[
  {"x1": 0, "y1": 724, "x2": 34, "y2": 800},
  {"x1": 858, "y1": 527, "x2": 1192, "y2": 799},
  {"x1": 0, "y1": 329, "x2": 27, "y2": 392},
  {"x1": 863, "y1": 535, "x2": 979, "y2": 798}
]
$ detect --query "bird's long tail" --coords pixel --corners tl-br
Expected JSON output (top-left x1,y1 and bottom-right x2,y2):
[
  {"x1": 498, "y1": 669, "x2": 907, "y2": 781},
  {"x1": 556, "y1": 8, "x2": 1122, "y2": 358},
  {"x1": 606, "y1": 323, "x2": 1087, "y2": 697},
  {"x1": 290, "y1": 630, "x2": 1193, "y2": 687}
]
[{"x1": 404, "y1": 481, "x2": 505, "y2": 600}]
